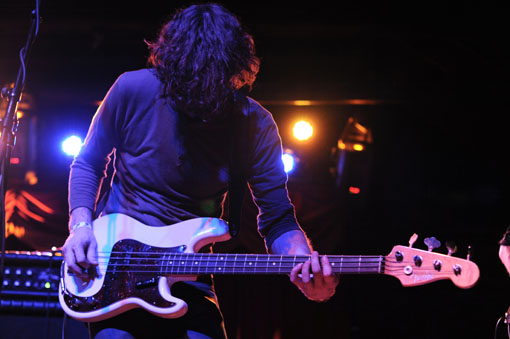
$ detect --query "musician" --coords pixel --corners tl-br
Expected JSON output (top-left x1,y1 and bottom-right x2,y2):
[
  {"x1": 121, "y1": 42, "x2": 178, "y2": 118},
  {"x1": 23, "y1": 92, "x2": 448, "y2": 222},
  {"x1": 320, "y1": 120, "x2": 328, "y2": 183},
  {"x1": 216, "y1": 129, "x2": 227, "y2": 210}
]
[
  {"x1": 499, "y1": 226, "x2": 510, "y2": 276},
  {"x1": 62, "y1": 4, "x2": 338, "y2": 338}
]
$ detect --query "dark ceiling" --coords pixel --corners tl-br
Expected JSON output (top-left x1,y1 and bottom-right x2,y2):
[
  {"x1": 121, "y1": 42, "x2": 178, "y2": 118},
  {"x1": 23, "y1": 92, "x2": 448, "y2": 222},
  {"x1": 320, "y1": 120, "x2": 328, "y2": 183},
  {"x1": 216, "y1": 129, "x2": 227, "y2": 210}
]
[{"x1": 1, "y1": 1, "x2": 506, "y2": 101}]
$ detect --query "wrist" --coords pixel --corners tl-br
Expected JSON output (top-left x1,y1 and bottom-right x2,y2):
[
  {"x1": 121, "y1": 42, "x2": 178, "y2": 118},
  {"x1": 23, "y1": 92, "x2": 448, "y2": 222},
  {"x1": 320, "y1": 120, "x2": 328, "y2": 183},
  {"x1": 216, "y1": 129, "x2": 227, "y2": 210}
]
[{"x1": 69, "y1": 221, "x2": 92, "y2": 233}]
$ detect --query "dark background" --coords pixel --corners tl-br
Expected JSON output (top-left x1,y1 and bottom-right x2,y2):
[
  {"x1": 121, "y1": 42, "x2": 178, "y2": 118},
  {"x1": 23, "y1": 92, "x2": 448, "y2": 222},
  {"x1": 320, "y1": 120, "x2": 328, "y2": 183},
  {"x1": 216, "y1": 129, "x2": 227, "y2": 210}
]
[{"x1": 0, "y1": 1, "x2": 508, "y2": 338}]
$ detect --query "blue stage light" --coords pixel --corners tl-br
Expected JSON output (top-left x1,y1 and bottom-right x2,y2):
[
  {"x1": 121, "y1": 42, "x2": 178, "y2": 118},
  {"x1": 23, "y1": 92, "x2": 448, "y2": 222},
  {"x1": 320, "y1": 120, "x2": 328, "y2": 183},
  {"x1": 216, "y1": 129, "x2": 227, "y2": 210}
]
[
  {"x1": 62, "y1": 136, "x2": 83, "y2": 156},
  {"x1": 282, "y1": 152, "x2": 295, "y2": 173}
]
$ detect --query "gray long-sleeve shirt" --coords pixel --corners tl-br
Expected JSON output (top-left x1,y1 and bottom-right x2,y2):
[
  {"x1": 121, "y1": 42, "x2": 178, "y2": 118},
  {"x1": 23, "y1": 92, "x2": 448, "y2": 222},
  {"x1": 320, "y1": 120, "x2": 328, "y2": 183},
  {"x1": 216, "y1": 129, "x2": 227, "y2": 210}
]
[{"x1": 69, "y1": 68, "x2": 301, "y2": 249}]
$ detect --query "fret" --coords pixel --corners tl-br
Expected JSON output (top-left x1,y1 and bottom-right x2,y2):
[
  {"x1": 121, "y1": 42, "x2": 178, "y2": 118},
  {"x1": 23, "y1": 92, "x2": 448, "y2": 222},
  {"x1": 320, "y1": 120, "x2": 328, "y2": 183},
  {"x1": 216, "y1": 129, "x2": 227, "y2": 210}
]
[
  {"x1": 204, "y1": 253, "x2": 210, "y2": 274},
  {"x1": 173, "y1": 253, "x2": 178, "y2": 274},
  {"x1": 175, "y1": 253, "x2": 182, "y2": 274},
  {"x1": 181, "y1": 253, "x2": 188, "y2": 274},
  {"x1": 206, "y1": 253, "x2": 214, "y2": 274},
  {"x1": 193, "y1": 253, "x2": 201, "y2": 274},
  {"x1": 233, "y1": 254, "x2": 243, "y2": 273},
  {"x1": 265, "y1": 255, "x2": 280, "y2": 273},
  {"x1": 244, "y1": 254, "x2": 256, "y2": 273},
  {"x1": 187, "y1": 253, "x2": 195, "y2": 274},
  {"x1": 241, "y1": 254, "x2": 247, "y2": 274},
  {"x1": 181, "y1": 253, "x2": 187, "y2": 274},
  {"x1": 159, "y1": 253, "x2": 165, "y2": 275},
  {"x1": 225, "y1": 254, "x2": 236, "y2": 274},
  {"x1": 166, "y1": 253, "x2": 173, "y2": 274},
  {"x1": 216, "y1": 255, "x2": 226, "y2": 273},
  {"x1": 203, "y1": 253, "x2": 210, "y2": 274}
]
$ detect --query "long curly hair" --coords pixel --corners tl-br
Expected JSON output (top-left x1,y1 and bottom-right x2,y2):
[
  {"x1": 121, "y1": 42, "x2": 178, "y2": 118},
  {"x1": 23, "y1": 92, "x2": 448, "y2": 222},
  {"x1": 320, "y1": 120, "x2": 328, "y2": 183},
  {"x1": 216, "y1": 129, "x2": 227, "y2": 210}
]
[{"x1": 147, "y1": 3, "x2": 260, "y2": 122}]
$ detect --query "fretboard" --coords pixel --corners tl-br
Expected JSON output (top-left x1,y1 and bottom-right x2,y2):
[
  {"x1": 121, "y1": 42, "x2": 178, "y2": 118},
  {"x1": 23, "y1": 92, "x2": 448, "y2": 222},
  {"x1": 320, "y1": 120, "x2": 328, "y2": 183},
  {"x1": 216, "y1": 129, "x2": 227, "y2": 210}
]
[{"x1": 120, "y1": 253, "x2": 385, "y2": 275}]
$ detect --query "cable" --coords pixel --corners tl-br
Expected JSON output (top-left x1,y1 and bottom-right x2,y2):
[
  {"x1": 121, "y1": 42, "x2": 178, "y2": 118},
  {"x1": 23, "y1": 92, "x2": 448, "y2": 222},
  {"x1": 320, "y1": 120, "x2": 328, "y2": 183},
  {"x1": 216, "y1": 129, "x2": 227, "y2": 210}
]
[
  {"x1": 35, "y1": 0, "x2": 40, "y2": 37},
  {"x1": 19, "y1": 47, "x2": 27, "y2": 91},
  {"x1": 18, "y1": 0, "x2": 41, "y2": 90},
  {"x1": 61, "y1": 313, "x2": 67, "y2": 339},
  {"x1": 495, "y1": 316, "x2": 504, "y2": 339},
  {"x1": 494, "y1": 316, "x2": 510, "y2": 339}
]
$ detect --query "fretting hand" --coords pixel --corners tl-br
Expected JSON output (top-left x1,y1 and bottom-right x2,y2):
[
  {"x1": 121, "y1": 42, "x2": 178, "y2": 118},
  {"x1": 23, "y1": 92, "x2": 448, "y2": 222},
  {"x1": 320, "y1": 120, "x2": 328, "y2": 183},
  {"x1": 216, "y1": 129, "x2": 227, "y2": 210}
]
[{"x1": 290, "y1": 251, "x2": 339, "y2": 302}]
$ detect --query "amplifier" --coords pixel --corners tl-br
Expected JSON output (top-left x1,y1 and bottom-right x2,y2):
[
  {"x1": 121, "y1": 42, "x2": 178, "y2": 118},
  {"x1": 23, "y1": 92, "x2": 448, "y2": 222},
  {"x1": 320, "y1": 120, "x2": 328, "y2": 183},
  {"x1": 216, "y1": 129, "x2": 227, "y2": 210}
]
[{"x1": 0, "y1": 250, "x2": 63, "y2": 314}]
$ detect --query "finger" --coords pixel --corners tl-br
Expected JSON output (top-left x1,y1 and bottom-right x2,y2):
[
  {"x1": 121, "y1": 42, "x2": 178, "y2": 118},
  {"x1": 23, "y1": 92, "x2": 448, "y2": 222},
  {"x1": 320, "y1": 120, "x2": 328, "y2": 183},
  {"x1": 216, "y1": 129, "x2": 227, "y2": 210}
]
[
  {"x1": 320, "y1": 255, "x2": 339, "y2": 288},
  {"x1": 301, "y1": 259, "x2": 312, "y2": 283},
  {"x1": 62, "y1": 246, "x2": 80, "y2": 274},
  {"x1": 73, "y1": 245, "x2": 89, "y2": 269},
  {"x1": 86, "y1": 238, "x2": 98, "y2": 265},
  {"x1": 64, "y1": 249, "x2": 85, "y2": 277},
  {"x1": 290, "y1": 263, "x2": 304, "y2": 283},
  {"x1": 320, "y1": 255, "x2": 333, "y2": 277},
  {"x1": 310, "y1": 251, "x2": 322, "y2": 275}
]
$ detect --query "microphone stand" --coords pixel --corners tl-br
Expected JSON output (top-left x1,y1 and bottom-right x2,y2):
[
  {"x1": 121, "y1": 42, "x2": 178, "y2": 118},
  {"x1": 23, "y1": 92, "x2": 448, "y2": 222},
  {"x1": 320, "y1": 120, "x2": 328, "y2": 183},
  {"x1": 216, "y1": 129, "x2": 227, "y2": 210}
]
[{"x1": 0, "y1": 1, "x2": 41, "y2": 296}]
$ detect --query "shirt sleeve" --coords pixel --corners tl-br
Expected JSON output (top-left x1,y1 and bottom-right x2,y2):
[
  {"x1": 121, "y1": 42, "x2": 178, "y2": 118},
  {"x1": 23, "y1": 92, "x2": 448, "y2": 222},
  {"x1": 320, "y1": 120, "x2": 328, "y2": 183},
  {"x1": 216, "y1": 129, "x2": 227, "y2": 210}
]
[
  {"x1": 246, "y1": 101, "x2": 303, "y2": 249},
  {"x1": 68, "y1": 76, "x2": 124, "y2": 214}
]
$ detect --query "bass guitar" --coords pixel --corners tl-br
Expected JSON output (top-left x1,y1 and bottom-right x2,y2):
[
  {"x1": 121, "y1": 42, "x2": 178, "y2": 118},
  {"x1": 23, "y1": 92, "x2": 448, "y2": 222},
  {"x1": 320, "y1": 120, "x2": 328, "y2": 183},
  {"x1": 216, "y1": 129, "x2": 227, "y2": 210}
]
[{"x1": 59, "y1": 213, "x2": 480, "y2": 322}]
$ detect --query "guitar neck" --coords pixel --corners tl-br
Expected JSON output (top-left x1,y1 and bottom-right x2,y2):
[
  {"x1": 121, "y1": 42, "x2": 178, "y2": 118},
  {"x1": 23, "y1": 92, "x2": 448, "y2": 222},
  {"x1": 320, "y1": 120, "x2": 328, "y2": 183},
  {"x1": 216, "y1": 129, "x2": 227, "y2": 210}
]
[{"x1": 151, "y1": 253, "x2": 385, "y2": 275}]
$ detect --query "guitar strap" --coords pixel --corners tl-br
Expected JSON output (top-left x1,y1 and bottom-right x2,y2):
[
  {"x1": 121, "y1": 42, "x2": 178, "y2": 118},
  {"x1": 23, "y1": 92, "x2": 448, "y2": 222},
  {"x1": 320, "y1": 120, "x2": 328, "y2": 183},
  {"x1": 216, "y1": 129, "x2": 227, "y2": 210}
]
[{"x1": 227, "y1": 92, "x2": 249, "y2": 237}]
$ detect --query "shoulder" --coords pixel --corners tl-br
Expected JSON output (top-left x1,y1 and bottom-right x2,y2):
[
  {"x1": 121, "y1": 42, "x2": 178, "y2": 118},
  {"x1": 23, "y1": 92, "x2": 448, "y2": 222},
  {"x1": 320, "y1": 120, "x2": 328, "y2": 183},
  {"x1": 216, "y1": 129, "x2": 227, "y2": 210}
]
[
  {"x1": 246, "y1": 97, "x2": 270, "y2": 116},
  {"x1": 117, "y1": 68, "x2": 159, "y2": 83},
  {"x1": 245, "y1": 96, "x2": 278, "y2": 130},
  {"x1": 113, "y1": 69, "x2": 162, "y2": 96}
]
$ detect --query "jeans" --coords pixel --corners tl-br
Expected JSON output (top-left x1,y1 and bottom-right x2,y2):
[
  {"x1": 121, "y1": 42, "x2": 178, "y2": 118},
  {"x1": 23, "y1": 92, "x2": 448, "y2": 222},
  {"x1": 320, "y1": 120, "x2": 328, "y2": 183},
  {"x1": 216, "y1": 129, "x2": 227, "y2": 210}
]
[
  {"x1": 89, "y1": 281, "x2": 227, "y2": 339},
  {"x1": 94, "y1": 328, "x2": 216, "y2": 339}
]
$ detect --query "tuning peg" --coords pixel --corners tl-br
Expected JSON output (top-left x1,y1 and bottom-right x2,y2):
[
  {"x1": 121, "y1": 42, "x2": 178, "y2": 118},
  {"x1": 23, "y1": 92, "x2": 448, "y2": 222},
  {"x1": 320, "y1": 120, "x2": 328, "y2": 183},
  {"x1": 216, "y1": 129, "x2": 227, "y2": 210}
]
[
  {"x1": 424, "y1": 237, "x2": 441, "y2": 251},
  {"x1": 445, "y1": 241, "x2": 457, "y2": 256},
  {"x1": 408, "y1": 233, "x2": 418, "y2": 248}
]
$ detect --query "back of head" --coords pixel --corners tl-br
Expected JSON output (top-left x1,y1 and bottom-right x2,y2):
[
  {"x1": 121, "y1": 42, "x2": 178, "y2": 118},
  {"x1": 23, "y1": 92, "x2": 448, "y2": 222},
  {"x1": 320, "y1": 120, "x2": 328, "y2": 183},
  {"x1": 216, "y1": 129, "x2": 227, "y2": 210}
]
[{"x1": 147, "y1": 3, "x2": 260, "y2": 122}]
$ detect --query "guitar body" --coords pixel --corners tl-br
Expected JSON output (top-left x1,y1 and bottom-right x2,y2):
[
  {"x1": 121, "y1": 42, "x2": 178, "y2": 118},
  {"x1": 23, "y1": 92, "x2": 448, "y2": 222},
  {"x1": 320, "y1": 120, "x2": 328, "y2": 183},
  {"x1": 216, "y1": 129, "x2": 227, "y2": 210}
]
[{"x1": 59, "y1": 213, "x2": 231, "y2": 322}]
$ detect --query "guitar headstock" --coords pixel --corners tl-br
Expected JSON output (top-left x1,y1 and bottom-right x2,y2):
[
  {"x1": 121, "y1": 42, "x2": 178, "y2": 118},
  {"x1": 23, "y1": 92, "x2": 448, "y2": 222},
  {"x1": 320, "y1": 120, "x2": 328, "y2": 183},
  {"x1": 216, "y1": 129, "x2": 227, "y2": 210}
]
[{"x1": 384, "y1": 242, "x2": 480, "y2": 289}]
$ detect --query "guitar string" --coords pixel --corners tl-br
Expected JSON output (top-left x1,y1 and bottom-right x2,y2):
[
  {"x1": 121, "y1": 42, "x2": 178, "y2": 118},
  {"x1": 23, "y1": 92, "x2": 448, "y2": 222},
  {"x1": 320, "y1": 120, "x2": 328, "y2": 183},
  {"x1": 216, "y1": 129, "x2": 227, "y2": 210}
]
[
  {"x1": 86, "y1": 256, "x2": 461, "y2": 267},
  {"x1": 73, "y1": 252, "x2": 466, "y2": 275},
  {"x1": 90, "y1": 271, "x2": 457, "y2": 277},
  {"x1": 76, "y1": 261, "x2": 463, "y2": 274},
  {"x1": 92, "y1": 252, "x2": 386, "y2": 259},
  {"x1": 88, "y1": 255, "x2": 459, "y2": 266},
  {"x1": 93, "y1": 251, "x2": 461, "y2": 261}
]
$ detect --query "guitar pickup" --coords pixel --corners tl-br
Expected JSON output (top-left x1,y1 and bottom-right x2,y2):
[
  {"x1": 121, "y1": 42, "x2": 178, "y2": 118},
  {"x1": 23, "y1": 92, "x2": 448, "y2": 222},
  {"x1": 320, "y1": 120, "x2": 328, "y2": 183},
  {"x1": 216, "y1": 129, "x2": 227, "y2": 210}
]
[{"x1": 135, "y1": 277, "x2": 157, "y2": 289}]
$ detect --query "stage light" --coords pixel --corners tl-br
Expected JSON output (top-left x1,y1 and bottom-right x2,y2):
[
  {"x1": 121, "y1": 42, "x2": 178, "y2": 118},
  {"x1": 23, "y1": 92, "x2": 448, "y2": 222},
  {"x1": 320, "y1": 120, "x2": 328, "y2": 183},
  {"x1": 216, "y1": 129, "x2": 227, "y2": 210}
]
[
  {"x1": 25, "y1": 170, "x2": 38, "y2": 185},
  {"x1": 293, "y1": 100, "x2": 312, "y2": 106},
  {"x1": 348, "y1": 186, "x2": 361, "y2": 194},
  {"x1": 293, "y1": 120, "x2": 313, "y2": 141},
  {"x1": 332, "y1": 116, "x2": 374, "y2": 196},
  {"x1": 352, "y1": 144, "x2": 364, "y2": 152},
  {"x1": 337, "y1": 117, "x2": 372, "y2": 152},
  {"x1": 282, "y1": 152, "x2": 295, "y2": 173},
  {"x1": 62, "y1": 136, "x2": 83, "y2": 156}
]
